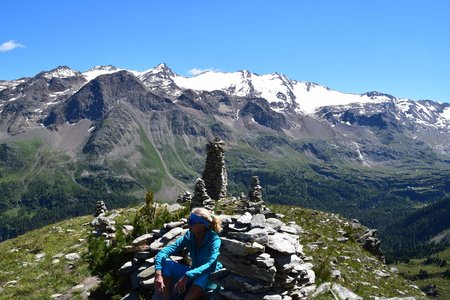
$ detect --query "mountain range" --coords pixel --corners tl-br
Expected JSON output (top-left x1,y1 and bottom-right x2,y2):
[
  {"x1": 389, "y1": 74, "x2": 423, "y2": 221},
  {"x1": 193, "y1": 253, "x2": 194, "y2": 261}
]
[{"x1": 1, "y1": 63, "x2": 450, "y2": 261}]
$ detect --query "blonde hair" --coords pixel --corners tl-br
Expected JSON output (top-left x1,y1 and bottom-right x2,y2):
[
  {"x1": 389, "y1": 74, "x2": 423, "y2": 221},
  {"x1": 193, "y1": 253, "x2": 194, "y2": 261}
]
[{"x1": 191, "y1": 207, "x2": 222, "y2": 233}]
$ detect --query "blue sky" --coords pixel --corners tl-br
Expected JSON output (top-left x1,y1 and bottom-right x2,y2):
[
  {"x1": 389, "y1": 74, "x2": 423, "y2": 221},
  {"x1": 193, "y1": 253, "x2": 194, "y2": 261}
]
[{"x1": 1, "y1": 0, "x2": 449, "y2": 102}]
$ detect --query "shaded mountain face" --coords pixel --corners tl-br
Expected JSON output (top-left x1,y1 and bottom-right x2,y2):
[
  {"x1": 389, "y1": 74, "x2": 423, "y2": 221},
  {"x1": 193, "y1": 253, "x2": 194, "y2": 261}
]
[{"x1": 1, "y1": 64, "x2": 450, "y2": 246}]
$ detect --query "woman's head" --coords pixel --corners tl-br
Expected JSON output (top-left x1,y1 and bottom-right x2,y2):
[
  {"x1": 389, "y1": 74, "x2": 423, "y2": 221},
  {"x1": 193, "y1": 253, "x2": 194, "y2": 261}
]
[{"x1": 190, "y1": 207, "x2": 222, "y2": 234}]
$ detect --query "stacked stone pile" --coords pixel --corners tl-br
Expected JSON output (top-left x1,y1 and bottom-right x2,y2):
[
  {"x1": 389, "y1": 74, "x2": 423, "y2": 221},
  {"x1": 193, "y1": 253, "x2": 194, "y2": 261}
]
[
  {"x1": 94, "y1": 200, "x2": 108, "y2": 217},
  {"x1": 202, "y1": 137, "x2": 227, "y2": 200},
  {"x1": 243, "y1": 176, "x2": 268, "y2": 214},
  {"x1": 176, "y1": 191, "x2": 192, "y2": 205},
  {"x1": 211, "y1": 212, "x2": 315, "y2": 300},
  {"x1": 117, "y1": 210, "x2": 315, "y2": 300},
  {"x1": 191, "y1": 178, "x2": 216, "y2": 211},
  {"x1": 91, "y1": 215, "x2": 116, "y2": 241},
  {"x1": 118, "y1": 219, "x2": 190, "y2": 293}
]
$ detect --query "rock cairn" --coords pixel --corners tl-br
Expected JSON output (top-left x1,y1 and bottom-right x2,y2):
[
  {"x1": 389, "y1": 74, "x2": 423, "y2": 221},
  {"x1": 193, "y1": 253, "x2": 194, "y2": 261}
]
[
  {"x1": 176, "y1": 191, "x2": 192, "y2": 206},
  {"x1": 244, "y1": 176, "x2": 267, "y2": 214},
  {"x1": 94, "y1": 200, "x2": 107, "y2": 217},
  {"x1": 191, "y1": 178, "x2": 216, "y2": 211},
  {"x1": 118, "y1": 218, "x2": 189, "y2": 297},
  {"x1": 202, "y1": 137, "x2": 227, "y2": 200},
  {"x1": 211, "y1": 212, "x2": 315, "y2": 299},
  {"x1": 91, "y1": 214, "x2": 117, "y2": 246},
  {"x1": 117, "y1": 210, "x2": 315, "y2": 300}
]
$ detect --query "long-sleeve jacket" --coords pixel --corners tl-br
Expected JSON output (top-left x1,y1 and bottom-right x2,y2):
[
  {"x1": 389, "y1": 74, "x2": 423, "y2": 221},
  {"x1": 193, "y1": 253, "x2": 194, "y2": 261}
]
[{"x1": 154, "y1": 229, "x2": 222, "y2": 279}]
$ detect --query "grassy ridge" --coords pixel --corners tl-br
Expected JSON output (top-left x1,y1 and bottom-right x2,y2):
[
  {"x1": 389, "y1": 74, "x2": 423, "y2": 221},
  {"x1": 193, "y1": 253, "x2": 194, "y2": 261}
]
[
  {"x1": 0, "y1": 215, "x2": 93, "y2": 299},
  {"x1": 0, "y1": 200, "x2": 428, "y2": 299}
]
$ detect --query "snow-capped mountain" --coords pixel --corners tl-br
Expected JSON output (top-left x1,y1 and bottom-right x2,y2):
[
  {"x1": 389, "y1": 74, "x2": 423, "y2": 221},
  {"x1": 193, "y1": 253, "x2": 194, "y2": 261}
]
[
  {"x1": 75, "y1": 63, "x2": 450, "y2": 129},
  {"x1": 1, "y1": 63, "x2": 449, "y2": 157}
]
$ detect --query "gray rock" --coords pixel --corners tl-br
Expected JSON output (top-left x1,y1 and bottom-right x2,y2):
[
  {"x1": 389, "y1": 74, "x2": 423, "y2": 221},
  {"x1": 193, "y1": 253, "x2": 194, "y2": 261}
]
[
  {"x1": 35, "y1": 253, "x2": 46, "y2": 261},
  {"x1": 255, "y1": 253, "x2": 275, "y2": 268},
  {"x1": 132, "y1": 233, "x2": 155, "y2": 246},
  {"x1": 161, "y1": 227, "x2": 185, "y2": 240},
  {"x1": 221, "y1": 237, "x2": 265, "y2": 256},
  {"x1": 267, "y1": 232, "x2": 301, "y2": 254},
  {"x1": 237, "y1": 212, "x2": 253, "y2": 225},
  {"x1": 164, "y1": 221, "x2": 185, "y2": 229},
  {"x1": 228, "y1": 228, "x2": 269, "y2": 244},
  {"x1": 312, "y1": 282, "x2": 331, "y2": 297},
  {"x1": 64, "y1": 253, "x2": 81, "y2": 261},
  {"x1": 331, "y1": 269, "x2": 341, "y2": 279},
  {"x1": 263, "y1": 295, "x2": 282, "y2": 300},
  {"x1": 264, "y1": 218, "x2": 284, "y2": 230},
  {"x1": 331, "y1": 283, "x2": 362, "y2": 300},
  {"x1": 251, "y1": 214, "x2": 266, "y2": 228},
  {"x1": 119, "y1": 261, "x2": 134, "y2": 274},
  {"x1": 137, "y1": 266, "x2": 155, "y2": 280}
]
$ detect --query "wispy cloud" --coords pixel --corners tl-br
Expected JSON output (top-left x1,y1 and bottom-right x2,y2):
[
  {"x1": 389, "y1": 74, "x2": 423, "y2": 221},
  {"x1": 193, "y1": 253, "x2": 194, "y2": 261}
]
[
  {"x1": 187, "y1": 68, "x2": 218, "y2": 76},
  {"x1": 0, "y1": 40, "x2": 25, "y2": 52}
]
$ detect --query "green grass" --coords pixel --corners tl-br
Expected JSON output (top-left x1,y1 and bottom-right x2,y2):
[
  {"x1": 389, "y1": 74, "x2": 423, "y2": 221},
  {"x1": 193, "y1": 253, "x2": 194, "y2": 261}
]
[
  {"x1": 134, "y1": 126, "x2": 166, "y2": 191},
  {"x1": 0, "y1": 215, "x2": 93, "y2": 299},
  {"x1": 396, "y1": 248, "x2": 450, "y2": 300},
  {"x1": 269, "y1": 204, "x2": 427, "y2": 299}
]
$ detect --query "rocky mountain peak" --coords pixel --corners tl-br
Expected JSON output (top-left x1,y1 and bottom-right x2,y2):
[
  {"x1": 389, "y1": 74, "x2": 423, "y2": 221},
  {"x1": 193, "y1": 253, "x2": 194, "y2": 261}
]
[{"x1": 37, "y1": 66, "x2": 82, "y2": 80}]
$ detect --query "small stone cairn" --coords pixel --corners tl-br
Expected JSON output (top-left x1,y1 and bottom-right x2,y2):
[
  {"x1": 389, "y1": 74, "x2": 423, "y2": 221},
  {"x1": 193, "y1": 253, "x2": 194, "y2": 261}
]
[
  {"x1": 191, "y1": 178, "x2": 216, "y2": 211},
  {"x1": 94, "y1": 200, "x2": 108, "y2": 217},
  {"x1": 243, "y1": 176, "x2": 268, "y2": 214},
  {"x1": 176, "y1": 191, "x2": 192, "y2": 206},
  {"x1": 91, "y1": 201, "x2": 123, "y2": 246},
  {"x1": 202, "y1": 137, "x2": 227, "y2": 200}
]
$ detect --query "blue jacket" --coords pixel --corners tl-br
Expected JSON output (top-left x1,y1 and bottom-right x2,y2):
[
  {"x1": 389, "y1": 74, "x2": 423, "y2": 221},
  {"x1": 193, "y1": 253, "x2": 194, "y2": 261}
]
[{"x1": 154, "y1": 229, "x2": 222, "y2": 279}]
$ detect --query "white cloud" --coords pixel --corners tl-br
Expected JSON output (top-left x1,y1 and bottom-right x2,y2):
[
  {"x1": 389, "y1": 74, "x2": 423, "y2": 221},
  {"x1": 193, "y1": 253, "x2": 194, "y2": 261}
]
[
  {"x1": 0, "y1": 40, "x2": 25, "y2": 52},
  {"x1": 187, "y1": 68, "x2": 218, "y2": 76}
]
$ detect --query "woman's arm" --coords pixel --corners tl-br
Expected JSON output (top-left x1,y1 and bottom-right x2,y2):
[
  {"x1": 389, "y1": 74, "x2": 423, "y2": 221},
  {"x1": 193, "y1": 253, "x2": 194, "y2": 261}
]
[{"x1": 154, "y1": 231, "x2": 190, "y2": 271}]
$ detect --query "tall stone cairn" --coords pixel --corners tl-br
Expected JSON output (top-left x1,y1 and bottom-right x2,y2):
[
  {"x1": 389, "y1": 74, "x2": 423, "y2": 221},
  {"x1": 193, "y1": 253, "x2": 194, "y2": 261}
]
[
  {"x1": 245, "y1": 176, "x2": 265, "y2": 213},
  {"x1": 190, "y1": 178, "x2": 215, "y2": 211},
  {"x1": 202, "y1": 137, "x2": 227, "y2": 200}
]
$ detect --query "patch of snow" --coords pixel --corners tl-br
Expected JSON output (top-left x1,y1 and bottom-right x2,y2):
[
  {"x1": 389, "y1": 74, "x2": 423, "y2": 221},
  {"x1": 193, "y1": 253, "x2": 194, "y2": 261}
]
[
  {"x1": 442, "y1": 107, "x2": 450, "y2": 121},
  {"x1": 44, "y1": 67, "x2": 79, "y2": 79},
  {"x1": 7, "y1": 96, "x2": 19, "y2": 102},
  {"x1": 82, "y1": 66, "x2": 122, "y2": 82},
  {"x1": 415, "y1": 102, "x2": 433, "y2": 119}
]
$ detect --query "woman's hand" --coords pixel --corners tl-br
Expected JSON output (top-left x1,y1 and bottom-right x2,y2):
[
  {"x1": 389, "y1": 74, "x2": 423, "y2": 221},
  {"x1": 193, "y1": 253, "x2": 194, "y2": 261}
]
[
  {"x1": 174, "y1": 275, "x2": 189, "y2": 294},
  {"x1": 154, "y1": 272, "x2": 165, "y2": 293}
]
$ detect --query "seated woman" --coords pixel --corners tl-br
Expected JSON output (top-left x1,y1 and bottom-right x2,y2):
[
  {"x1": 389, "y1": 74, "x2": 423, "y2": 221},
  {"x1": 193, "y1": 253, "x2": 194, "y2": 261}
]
[{"x1": 154, "y1": 207, "x2": 222, "y2": 300}]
